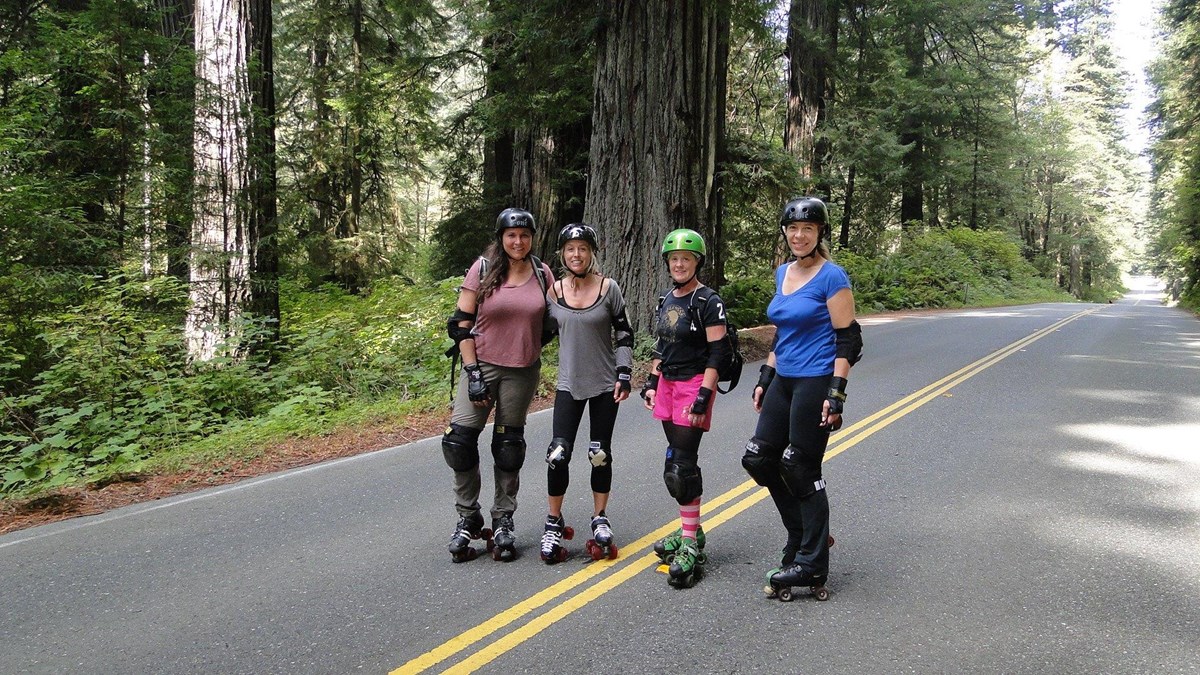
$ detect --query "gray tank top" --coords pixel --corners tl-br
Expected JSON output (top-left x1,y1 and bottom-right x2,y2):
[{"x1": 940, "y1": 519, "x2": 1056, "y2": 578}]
[{"x1": 549, "y1": 279, "x2": 634, "y2": 399}]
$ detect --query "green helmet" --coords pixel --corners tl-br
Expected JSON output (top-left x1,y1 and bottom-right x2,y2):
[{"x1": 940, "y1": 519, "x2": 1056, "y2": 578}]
[{"x1": 661, "y1": 228, "x2": 706, "y2": 267}]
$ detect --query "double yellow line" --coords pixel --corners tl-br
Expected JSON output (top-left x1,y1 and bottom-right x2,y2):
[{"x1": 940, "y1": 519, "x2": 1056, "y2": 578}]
[{"x1": 393, "y1": 307, "x2": 1100, "y2": 674}]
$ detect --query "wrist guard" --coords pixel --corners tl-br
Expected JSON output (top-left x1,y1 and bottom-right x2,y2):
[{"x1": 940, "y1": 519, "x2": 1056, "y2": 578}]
[
  {"x1": 465, "y1": 363, "x2": 488, "y2": 402},
  {"x1": 640, "y1": 373, "x2": 660, "y2": 401},
  {"x1": 616, "y1": 366, "x2": 632, "y2": 395},
  {"x1": 826, "y1": 376, "x2": 847, "y2": 416},
  {"x1": 755, "y1": 364, "x2": 776, "y2": 398},
  {"x1": 690, "y1": 386, "x2": 714, "y2": 415}
]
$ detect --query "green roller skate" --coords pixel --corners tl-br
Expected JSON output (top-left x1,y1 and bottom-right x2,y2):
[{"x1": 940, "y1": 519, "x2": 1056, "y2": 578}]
[
  {"x1": 653, "y1": 526, "x2": 706, "y2": 562},
  {"x1": 667, "y1": 538, "x2": 705, "y2": 588}
]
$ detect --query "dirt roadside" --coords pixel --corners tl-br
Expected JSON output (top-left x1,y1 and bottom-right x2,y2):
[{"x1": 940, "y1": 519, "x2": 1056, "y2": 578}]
[{"x1": 0, "y1": 327, "x2": 776, "y2": 536}]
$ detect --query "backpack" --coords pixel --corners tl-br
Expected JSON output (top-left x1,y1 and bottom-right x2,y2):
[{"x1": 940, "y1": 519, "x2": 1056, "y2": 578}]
[
  {"x1": 445, "y1": 255, "x2": 552, "y2": 400},
  {"x1": 656, "y1": 286, "x2": 744, "y2": 394}
]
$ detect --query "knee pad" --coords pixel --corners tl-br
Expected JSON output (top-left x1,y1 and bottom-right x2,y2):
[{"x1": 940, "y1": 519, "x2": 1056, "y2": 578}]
[
  {"x1": 663, "y1": 447, "x2": 703, "y2": 505},
  {"x1": 545, "y1": 437, "x2": 573, "y2": 470},
  {"x1": 779, "y1": 444, "x2": 825, "y2": 498},
  {"x1": 587, "y1": 441, "x2": 611, "y2": 468},
  {"x1": 442, "y1": 424, "x2": 482, "y2": 472},
  {"x1": 588, "y1": 441, "x2": 613, "y2": 494},
  {"x1": 491, "y1": 424, "x2": 527, "y2": 472},
  {"x1": 546, "y1": 438, "x2": 572, "y2": 497},
  {"x1": 741, "y1": 437, "x2": 779, "y2": 486}
]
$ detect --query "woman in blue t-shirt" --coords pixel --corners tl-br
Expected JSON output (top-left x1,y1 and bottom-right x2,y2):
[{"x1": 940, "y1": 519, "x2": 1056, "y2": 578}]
[{"x1": 741, "y1": 197, "x2": 863, "y2": 601}]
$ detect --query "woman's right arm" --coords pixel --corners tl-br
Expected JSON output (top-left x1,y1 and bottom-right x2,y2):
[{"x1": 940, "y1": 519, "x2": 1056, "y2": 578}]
[{"x1": 456, "y1": 288, "x2": 479, "y2": 366}]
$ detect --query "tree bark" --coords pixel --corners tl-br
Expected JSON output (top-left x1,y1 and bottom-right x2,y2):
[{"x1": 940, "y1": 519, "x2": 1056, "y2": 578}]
[
  {"x1": 584, "y1": 1, "x2": 729, "y2": 332},
  {"x1": 899, "y1": 27, "x2": 925, "y2": 232},
  {"x1": 187, "y1": 0, "x2": 278, "y2": 361},
  {"x1": 784, "y1": 0, "x2": 836, "y2": 183}
]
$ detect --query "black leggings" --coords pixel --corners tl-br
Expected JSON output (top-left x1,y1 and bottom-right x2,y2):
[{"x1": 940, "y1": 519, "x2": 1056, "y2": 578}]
[
  {"x1": 547, "y1": 391, "x2": 619, "y2": 497},
  {"x1": 752, "y1": 374, "x2": 833, "y2": 576}
]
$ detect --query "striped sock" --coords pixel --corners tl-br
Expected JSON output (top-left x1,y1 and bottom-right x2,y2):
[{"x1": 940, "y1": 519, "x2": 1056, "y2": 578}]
[{"x1": 679, "y1": 498, "x2": 701, "y2": 541}]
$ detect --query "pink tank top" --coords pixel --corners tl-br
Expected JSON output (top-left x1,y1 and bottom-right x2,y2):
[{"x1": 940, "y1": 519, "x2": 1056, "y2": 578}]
[{"x1": 462, "y1": 258, "x2": 554, "y2": 367}]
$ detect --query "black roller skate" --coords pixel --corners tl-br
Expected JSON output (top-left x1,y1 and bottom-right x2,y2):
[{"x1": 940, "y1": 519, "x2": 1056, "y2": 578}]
[
  {"x1": 491, "y1": 513, "x2": 518, "y2": 562},
  {"x1": 584, "y1": 513, "x2": 618, "y2": 561},
  {"x1": 667, "y1": 538, "x2": 704, "y2": 588},
  {"x1": 539, "y1": 514, "x2": 574, "y2": 564},
  {"x1": 764, "y1": 564, "x2": 829, "y2": 602},
  {"x1": 448, "y1": 512, "x2": 492, "y2": 563},
  {"x1": 654, "y1": 525, "x2": 705, "y2": 562}
]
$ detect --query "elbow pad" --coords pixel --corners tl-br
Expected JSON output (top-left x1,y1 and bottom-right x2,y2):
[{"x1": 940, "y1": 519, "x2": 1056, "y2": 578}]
[
  {"x1": 446, "y1": 309, "x2": 476, "y2": 344},
  {"x1": 834, "y1": 320, "x2": 863, "y2": 366},
  {"x1": 612, "y1": 308, "x2": 635, "y2": 348},
  {"x1": 706, "y1": 335, "x2": 730, "y2": 370}
]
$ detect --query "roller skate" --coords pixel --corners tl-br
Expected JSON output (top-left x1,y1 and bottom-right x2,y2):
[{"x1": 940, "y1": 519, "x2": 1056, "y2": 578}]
[
  {"x1": 448, "y1": 512, "x2": 492, "y2": 563},
  {"x1": 667, "y1": 538, "x2": 704, "y2": 588},
  {"x1": 584, "y1": 513, "x2": 618, "y2": 561},
  {"x1": 653, "y1": 525, "x2": 705, "y2": 562},
  {"x1": 539, "y1": 514, "x2": 574, "y2": 564},
  {"x1": 764, "y1": 564, "x2": 829, "y2": 602},
  {"x1": 491, "y1": 513, "x2": 518, "y2": 562}
]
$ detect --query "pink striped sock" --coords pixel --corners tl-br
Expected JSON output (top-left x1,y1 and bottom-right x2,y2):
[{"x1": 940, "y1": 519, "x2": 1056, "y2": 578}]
[{"x1": 679, "y1": 498, "x2": 701, "y2": 541}]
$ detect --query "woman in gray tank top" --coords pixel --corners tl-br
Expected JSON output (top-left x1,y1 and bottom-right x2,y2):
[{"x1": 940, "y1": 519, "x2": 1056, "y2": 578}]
[{"x1": 539, "y1": 223, "x2": 635, "y2": 563}]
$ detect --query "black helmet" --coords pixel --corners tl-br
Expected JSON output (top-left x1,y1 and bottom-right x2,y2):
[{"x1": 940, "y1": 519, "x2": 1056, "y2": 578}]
[
  {"x1": 780, "y1": 197, "x2": 828, "y2": 228},
  {"x1": 495, "y1": 207, "x2": 536, "y2": 234},
  {"x1": 558, "y1": 223, "x2": 599, "y2": 251}
]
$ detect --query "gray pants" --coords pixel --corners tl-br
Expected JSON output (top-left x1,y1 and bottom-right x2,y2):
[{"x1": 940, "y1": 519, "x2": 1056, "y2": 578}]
[{"x1": 450, "y1": 361, "x2": 540, "y2": 521}]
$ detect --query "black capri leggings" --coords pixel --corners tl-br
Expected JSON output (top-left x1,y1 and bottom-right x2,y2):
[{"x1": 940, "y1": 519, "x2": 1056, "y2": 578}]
[{"x1": 548, "y1": 391, "x2": 619, "y2": 496}]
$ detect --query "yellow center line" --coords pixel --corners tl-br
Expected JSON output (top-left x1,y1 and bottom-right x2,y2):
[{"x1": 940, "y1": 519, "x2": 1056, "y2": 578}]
[{"x1": 394, "y1": 306, "x2": 1100, "y2": 674}]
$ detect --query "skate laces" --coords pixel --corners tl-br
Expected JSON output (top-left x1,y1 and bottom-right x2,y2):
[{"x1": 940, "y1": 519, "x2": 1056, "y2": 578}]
[
  {"x1": 495, "y1": 514, "x2": 514, "y2": 535},
  {"x1": 674, "y1": 540, "x2": 698, "y2": 568},
  {"x1": 453, "y1": 515, "x2": 477, "y2": 538},
  {"x1": 540, "y1": 519, "x2": 562, "y2": 552},
  {"x1": 591, "y1": 516, "x2": 612, "y2": 541}
]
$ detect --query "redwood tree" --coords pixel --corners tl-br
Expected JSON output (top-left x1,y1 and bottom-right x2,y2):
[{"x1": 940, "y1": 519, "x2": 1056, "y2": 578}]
[
  {"x1": 584, "y1": 1, "x2": 730, "y2": 331},
  {"x1": 186, "y1": 0, "x2": 278, "y2": 360}
]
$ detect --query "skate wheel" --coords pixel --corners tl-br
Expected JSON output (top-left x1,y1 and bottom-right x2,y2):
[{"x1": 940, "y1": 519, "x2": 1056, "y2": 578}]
[
  {"x1": 486, "y1": 539, "x2": 495, "y2": 552},
  {"x1": 480, "y1": 528, "x2": 493, "y2": 540},
  {"x1": 812, "y1": 586, "x2": 829, "y2": 601},
  {"x1": 586, "y1": 541, "x2": 604, "y2": 561},
  {"x1": 778, "y1": 587, "x2": 794, "y2": 602},
  {"x1": 763, "y1": 585, "x2": 777, "y2": 599},
  {"x1": 563, "y1": 526, "x2": 575, "y2": 540},
  {"x1": 607, "y1": 544, "x2": 619, "y2": 560},
  {"x1": 827, "y1": 534, "x2": 835, "y2": 548},
  {"x1": 451, "y1": 548, "x2": 478, "y2": 564}
]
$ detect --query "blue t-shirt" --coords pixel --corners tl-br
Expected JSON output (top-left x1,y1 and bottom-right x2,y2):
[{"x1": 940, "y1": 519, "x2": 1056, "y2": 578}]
[{"x1": 767, "y1": 261, "x2": 851, "y2": 378}]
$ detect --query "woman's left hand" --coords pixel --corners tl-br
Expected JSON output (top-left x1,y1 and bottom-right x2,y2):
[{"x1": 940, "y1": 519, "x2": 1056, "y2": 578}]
[{"x1": 820, "y1": 399, "x2": 843, "y2": 430}]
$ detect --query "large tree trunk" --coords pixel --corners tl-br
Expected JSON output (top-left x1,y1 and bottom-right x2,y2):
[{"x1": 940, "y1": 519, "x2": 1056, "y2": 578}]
[
  {"x1": 584, "y1": 1, "x2": 729, "y2": 332},
  {"x1": 899, "y1": 28, "x2": 925, "y2": 233},
  {"x1": 511, "y1": 120, "x2": 590, "y2": 261},
  {"x1": 155, "y1": 0, "x2": 195, "y2": 281},
  {"x1": 784, "y1": 0, "x2": 836, "y2": 184},
  {"x1": 187, "y1": 0, "x2": 278, "y2": 361}
]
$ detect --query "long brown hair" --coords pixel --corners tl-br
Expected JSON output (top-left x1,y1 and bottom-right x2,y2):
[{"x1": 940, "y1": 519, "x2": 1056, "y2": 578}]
[{"x1": 475, "y1": 242, "x2": 506, "y2": 302}]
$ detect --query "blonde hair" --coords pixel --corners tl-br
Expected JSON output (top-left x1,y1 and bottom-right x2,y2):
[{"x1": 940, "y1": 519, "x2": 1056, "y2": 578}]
[{"x1": 558, "y1": 243, "x2": 602, "y2": 278}]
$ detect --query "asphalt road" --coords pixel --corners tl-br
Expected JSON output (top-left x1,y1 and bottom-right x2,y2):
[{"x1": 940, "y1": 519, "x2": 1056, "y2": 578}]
[{"x1": 2, "y1": 277, "x2": 1198, "y2": 674}]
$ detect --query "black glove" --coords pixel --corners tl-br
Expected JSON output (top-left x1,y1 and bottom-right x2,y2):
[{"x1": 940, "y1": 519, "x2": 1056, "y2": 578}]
[
  {"x1": 825, "y1": 376, "x2": 847, "y2": 419},
  {"x1": 755, "y1": 364, "x2": 776, "y2": 398},
  {"x1": 616, "y1": 365, "x2": 632, "y2": 396},
  {"x1": 640, "y1": 373, "x2": 660, "y2": 400},
  {"x1": 465, "y1": 363, "x2": 489, "y2": 402},
  {"x1": 690, "y1": 386, "x2": 714, "y2": 415}
]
